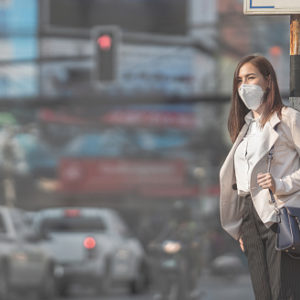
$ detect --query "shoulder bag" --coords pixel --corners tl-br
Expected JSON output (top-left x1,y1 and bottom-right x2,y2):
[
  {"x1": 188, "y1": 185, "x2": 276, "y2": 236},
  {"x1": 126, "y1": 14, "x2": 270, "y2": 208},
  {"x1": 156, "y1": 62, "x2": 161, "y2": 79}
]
[{"x1": 267, "y1": 147, "x2": 300, "y2": 256}]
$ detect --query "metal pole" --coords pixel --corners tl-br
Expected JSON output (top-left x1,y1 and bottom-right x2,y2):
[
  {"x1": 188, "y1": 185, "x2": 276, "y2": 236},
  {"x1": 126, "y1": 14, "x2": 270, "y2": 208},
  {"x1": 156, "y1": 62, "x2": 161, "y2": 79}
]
[{"x1": 290, "y1": 15, "x2": 300, "y2": 111}]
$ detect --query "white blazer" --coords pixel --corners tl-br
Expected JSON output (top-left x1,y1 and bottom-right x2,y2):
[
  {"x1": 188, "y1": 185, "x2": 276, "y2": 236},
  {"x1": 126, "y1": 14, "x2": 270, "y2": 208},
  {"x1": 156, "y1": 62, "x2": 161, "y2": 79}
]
[{"x1": 219, "y1": 106, "x2": 300, "y2": 240}]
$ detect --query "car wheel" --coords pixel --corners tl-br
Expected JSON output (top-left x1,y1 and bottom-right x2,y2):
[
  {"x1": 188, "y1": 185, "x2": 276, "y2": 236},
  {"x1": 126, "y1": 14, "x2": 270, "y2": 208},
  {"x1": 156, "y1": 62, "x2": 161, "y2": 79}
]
[
  {"x1": 98, "y1": 258, "x2": 112, "y2": 295},
  {"x1": 0, "y1": 262, "x2": 9, "y2": 300},
  {"x1": 39, "y1": 268, "x2": 56, "y2": 300},
  {"x1": 129, "y1": 261, "x2": 149, "y2": 294},
  {"x1": 57, "y1": 281, "x2": 69, "y2": 298}
]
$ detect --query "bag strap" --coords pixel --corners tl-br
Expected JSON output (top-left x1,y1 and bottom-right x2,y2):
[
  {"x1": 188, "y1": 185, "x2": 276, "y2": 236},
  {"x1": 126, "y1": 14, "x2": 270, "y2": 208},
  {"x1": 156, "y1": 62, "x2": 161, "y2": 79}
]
[{"x1": 267, "y1": 131, "x2": 280, "y2": 216}]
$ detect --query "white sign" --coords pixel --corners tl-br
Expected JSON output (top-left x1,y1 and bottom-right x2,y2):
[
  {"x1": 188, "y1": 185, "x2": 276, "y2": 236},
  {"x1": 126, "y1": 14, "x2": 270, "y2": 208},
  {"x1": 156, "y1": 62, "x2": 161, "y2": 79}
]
[{"x1": 244, "y1": 0, "x2": 300, "y2": 14}]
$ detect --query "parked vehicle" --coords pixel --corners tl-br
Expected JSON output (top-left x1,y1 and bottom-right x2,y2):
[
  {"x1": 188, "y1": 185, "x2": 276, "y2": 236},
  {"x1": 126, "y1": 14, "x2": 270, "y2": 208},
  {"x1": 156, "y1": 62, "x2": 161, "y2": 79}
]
[
  {"x1": 32, "y1": 207, "x2": 148, "y2": 296},
  {"x1": 0, "y1": 206, "x2": 56, "y2": 300},
  {"x1": 210, "y1": 252, "x2": 247, "y2": 279}
]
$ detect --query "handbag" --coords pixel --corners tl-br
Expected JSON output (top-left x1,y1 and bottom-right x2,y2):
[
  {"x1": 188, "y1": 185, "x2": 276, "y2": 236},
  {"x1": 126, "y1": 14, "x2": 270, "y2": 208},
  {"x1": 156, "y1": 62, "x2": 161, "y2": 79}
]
[{"x1": 267, "y1": 147, "x2": 300, "y2": 256}]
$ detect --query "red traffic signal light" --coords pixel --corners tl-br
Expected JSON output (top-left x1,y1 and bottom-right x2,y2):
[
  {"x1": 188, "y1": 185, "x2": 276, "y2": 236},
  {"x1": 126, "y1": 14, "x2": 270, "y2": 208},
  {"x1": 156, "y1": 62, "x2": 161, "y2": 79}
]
[{"x1": 97, "y1": 35, "x2": 112, "y2": 51}]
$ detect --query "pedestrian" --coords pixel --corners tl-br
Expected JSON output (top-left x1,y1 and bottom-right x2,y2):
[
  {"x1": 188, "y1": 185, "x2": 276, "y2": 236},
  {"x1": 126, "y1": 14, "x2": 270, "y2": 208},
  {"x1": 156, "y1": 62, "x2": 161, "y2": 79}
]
[{"x1": 219, "y1": 54, "x2": 300, "y2": 300}]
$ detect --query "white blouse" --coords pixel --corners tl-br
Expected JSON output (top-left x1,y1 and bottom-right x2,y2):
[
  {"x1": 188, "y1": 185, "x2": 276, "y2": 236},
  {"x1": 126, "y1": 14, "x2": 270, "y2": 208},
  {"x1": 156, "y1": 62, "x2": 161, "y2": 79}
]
[{"x1": 234, "y1": 113, "x2": 264, "y2": 194}]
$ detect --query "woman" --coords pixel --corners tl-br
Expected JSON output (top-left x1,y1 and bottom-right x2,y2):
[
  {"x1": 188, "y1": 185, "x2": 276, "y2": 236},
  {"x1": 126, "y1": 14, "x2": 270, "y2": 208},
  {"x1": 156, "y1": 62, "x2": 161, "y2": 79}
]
[{"x1": 219, "y1": 54, "x2": 300, "y2": 300}]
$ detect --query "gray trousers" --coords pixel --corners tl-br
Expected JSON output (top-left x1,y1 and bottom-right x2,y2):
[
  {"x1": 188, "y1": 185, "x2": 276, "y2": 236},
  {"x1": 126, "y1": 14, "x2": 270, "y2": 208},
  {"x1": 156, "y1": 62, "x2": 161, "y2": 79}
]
[{"x1": 240, "y1": 194, "x2": 300, "y2": 300}]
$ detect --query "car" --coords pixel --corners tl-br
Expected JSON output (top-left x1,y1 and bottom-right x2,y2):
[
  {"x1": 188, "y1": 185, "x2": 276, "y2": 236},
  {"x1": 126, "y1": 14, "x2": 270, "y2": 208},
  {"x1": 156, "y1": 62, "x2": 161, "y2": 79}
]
[
  {"x1": 32, "y1": 207, "x2": 148, "y2": 296},
  {"x1": 0, "y1": 206, "x2": 56, "y2": 300},
  {"x1": 210, "y1": 252, "x2": 247, "y2": 279}
]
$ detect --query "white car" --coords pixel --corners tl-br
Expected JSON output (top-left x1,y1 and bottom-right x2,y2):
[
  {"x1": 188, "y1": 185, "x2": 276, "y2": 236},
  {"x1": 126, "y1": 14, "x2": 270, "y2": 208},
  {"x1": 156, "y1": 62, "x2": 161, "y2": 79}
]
[
  {"x1": 0, "y1": 206, "x2": 56, "y2": 300},
  {"x1": 32, "y1": 207, "x2": 148, "y2": 296}
]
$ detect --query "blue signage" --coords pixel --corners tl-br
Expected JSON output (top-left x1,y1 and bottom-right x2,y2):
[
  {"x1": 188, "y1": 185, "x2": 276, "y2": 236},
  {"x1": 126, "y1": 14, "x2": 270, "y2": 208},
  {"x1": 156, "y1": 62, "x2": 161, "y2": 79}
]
[{"x1": 0, "y1": 0, "x2": 38, "y2": 98}]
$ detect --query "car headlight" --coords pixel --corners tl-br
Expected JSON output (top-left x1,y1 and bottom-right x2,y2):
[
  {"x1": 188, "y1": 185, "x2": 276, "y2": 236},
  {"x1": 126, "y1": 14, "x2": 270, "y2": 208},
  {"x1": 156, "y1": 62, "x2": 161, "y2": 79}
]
[{"x1": 162, "y1": 241, "x2": 182, "y2": 254}]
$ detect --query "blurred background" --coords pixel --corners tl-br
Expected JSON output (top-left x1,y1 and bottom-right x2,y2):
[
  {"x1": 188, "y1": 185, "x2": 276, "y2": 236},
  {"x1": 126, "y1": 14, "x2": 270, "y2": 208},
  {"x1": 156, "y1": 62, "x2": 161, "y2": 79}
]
[{"x1": 0, "y1": 0, "x2": 291, "y2": 299}]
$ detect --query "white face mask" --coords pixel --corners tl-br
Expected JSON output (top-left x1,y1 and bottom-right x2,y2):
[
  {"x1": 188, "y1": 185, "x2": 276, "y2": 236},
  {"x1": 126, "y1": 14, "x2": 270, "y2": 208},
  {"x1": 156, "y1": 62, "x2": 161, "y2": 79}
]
[{"x1": 238, "y1": 84, "x2": 264, "y2": 110}]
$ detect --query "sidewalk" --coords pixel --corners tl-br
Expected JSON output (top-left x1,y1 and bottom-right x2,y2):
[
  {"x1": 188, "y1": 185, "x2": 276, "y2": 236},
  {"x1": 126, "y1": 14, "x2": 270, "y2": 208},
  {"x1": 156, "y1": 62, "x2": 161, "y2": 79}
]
[{"x1": 197, "y1": 269, "x2": 254, "y2": 300}]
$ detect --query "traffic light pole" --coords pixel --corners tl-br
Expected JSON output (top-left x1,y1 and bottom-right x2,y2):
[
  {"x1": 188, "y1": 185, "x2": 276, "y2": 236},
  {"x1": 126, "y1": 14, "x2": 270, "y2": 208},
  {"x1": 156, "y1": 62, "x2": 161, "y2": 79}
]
[{"x1": 290, "y1": 15, "x2": 300, "y2": 110}]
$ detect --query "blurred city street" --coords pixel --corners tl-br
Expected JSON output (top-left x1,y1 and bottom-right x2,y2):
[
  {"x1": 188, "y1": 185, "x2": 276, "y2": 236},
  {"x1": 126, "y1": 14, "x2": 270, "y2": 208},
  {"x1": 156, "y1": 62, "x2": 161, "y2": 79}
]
[
  {"x1": 196, "y1": 271, "x2": 254, "y2": 300},
  {"x1": 48, "y1": 272, "x2": 254, "y2": 300},
  {"x1": 0, "y1": 0, "x2": 295, "y2": 299}
]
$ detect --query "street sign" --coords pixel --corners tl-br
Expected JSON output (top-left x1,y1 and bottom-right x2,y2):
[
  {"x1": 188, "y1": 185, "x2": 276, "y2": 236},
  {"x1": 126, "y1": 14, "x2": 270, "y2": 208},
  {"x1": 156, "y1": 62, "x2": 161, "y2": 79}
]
[{"x1": 244, "y1": 0, "x2": 300, "y2": 14}]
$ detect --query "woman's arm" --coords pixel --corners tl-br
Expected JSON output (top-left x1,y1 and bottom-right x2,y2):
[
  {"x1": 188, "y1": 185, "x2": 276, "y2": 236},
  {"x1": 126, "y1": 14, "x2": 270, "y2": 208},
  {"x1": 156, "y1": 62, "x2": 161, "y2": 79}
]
[
  {"x1": 272, "y1": 112, "x2": 300, "y2": 196},
  {"x1": 239, "y1": 237, "x2": 245, "y2": 252}
]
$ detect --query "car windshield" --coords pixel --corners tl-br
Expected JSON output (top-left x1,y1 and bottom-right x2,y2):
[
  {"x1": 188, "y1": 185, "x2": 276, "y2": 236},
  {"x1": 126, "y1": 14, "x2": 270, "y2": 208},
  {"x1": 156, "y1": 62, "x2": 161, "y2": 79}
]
[{"x1": 40, "y1": 217, "x2": 107, "y2": 233}]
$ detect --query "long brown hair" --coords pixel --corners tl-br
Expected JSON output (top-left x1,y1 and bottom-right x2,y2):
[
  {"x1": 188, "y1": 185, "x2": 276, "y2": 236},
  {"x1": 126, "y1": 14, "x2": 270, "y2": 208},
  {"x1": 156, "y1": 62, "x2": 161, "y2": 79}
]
[{"x1": 228, "y1": 55, "x2": 283, "y2": 142}]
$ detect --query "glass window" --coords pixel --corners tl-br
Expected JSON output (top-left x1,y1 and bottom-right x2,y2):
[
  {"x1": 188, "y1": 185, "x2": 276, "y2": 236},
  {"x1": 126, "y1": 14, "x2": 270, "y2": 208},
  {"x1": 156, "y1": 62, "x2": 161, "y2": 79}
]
[{"x1": 40, "y1": 217, "x2": 107, "y2": 233}]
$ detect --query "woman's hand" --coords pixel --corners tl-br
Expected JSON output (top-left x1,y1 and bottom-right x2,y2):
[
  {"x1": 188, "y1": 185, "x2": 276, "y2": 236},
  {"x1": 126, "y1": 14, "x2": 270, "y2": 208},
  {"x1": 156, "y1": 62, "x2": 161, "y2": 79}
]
[
  {"x1": 257, "y1": 172, "x2": 276, "y2": 194},
  {"x1": 239, "y1": 237, "x2": 245, "y2": 252}
]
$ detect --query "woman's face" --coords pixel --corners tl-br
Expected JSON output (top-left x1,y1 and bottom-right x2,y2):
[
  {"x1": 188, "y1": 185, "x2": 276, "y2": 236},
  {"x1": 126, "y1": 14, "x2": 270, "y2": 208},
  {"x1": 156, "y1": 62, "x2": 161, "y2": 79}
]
[{"x1": 237, "y1": 62, "x2": 268, "y2": 91}]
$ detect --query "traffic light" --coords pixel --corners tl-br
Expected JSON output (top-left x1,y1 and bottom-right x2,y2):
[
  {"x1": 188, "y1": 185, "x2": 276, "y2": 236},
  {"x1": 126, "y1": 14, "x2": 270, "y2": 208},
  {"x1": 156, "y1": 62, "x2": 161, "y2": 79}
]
[{"x1": 92, "y1": 26, "x2": 120, "y2": 83}]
